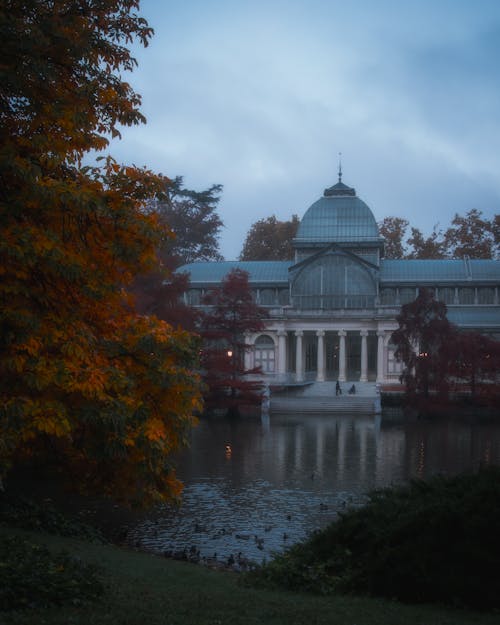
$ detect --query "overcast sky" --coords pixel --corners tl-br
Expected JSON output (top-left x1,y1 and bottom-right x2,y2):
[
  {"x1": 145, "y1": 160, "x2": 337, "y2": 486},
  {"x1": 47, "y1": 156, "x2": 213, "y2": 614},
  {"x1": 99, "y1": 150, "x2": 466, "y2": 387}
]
[{"x1": 108, "y1": 0, "x2": 500, "y2": 260}]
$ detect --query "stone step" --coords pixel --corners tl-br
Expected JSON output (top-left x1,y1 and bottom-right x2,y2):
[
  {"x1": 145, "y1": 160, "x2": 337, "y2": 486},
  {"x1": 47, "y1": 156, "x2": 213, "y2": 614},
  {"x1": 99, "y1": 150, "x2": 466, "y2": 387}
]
[
  {"x1": 270, "y1": 395, "x2": 380, "y2": 414},
  {"x1": 295, "y1": 381, "x2": 379, "y2": 398}
]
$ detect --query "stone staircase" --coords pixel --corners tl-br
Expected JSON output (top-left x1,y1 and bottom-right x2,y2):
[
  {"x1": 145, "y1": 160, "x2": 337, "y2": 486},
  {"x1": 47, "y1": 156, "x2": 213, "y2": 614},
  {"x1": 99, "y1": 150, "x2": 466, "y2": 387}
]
[{"x1": 269, "y1": 381, "x2": 381, "y2": 414}]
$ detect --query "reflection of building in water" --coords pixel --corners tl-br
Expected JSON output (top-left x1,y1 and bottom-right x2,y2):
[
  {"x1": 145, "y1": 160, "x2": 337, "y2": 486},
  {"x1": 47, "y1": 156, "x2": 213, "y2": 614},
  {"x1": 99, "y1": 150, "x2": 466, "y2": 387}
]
[
  {"x1": 244, "y1": 415, "x2": 385, "y2": 485},
  {"x1": 179, "y1": 171, "x2": 500, "y2": 384},
  {"x1": 239, "y1": 415, "x2": 500, "y2": 490}
]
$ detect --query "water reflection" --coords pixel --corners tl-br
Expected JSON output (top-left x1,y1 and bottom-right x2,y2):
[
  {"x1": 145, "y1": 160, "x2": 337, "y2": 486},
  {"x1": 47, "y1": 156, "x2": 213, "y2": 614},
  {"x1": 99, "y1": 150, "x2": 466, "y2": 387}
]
[{"x1": 128, "y1": 412, "x2": 500, "y2": 566}]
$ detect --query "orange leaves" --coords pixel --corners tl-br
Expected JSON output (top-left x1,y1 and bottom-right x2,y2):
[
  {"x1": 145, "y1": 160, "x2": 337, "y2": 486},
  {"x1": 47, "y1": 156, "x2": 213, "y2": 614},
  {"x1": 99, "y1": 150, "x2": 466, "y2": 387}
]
[
  {"x1": 0, "y1": 0, "x2": 202, "y2": 506},
  {"x1": 144, "y1": 417, "x2": 167, "y2": 442}
]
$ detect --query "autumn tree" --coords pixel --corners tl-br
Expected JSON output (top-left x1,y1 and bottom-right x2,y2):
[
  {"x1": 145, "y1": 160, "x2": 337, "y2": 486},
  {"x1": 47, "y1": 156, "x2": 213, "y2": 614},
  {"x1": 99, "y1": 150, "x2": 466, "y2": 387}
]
[
  {"x1": 391, "y1": 289, "x2": 454, "y2": 401},
  {"x1": 240, "y1": 215, "x2": 300, "y2": 261},
  {"x1": 491, "y1": 215, "x2": 500, "y2": 258},
  {"x1": 443, "y1": 209, "x2": 497, "y2": 259},
  {"x1": 406, "y1": 226, "x2": 447, "y2": 259},
  {"x1": 0, "y1": 0, "x2": 202, "y2": 505},
  {"x1": 200, "y1": 269, "x2": 267, "y2": 417},
  {"x1": 446, "y1": 331, "x2": 500, "y2": 402},
  {"x1": 378, "y1": 217, "x2": 409, "y2": 259}
]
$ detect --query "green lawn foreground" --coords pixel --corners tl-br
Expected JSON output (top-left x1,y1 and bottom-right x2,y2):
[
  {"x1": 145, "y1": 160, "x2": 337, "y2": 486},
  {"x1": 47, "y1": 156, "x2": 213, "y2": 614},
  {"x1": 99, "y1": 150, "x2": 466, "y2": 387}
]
[{"x1": 0, "y1": 527, "x2": 497, "y2": 625}]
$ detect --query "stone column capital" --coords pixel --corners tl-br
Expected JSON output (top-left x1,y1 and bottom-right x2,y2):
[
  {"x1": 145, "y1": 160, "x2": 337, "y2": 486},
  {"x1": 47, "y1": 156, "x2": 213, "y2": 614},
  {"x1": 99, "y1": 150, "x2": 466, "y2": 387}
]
[
  {"x1": 338, "y1": 329, "x2": 347, "y2": 337},
  {"x1": 277, "y1": 330, "x2": 287, "y2": 337},
  {"x1": 295, "y1": 330, "x2": 304, "y2": 337},
  {"x1": 316, "y1": 329, "x2": 325, "y2": 338},
  {"x1": 360, "y1": 329, "x2": 369, "y2": 337}
]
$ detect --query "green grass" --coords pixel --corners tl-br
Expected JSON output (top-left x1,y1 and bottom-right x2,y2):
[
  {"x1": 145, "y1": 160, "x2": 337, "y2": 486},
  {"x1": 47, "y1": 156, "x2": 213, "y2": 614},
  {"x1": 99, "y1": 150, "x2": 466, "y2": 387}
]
[{"x1": 0, "y1": 527, "x2": 498, "y2": 625}]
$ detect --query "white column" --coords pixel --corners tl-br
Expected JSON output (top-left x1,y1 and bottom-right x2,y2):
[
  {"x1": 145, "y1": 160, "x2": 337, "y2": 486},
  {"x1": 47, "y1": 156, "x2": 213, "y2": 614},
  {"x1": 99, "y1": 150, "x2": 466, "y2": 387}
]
[
  {"x1": 360, "y1": 330, "x2": 368, "y2": 382},
  {"x1": 376, "y1": 331, "x2": 385, "y2": 383},
  {"x1": 338, "y1": 329, "x2": 347, "y2": 382},
  {"x1": 316, "y1": 330, "x2": 325, "y2": 382},
  {"x1": 277, "y1": 331, "x2": 287, "y2": 375},
  {"x1": 244, "y1": 333, "x2": 252, "y2": 371},
  {"x1": 295, "y1": 330, "x2": 304, "y2": 382}
]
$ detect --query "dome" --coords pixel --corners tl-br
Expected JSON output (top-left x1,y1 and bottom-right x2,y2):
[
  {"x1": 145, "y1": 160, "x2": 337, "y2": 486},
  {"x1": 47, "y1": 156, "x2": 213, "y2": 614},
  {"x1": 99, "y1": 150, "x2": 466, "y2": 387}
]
[{"x1": 294, "y1": 179, "x2": 380, "y2": 244}]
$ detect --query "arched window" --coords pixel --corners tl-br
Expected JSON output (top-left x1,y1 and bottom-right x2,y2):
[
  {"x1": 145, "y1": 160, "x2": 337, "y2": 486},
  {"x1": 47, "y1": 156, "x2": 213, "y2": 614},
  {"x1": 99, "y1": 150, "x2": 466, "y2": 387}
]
[{"x1": 254, "y1": 334, "x2": 275, "y2": 373}]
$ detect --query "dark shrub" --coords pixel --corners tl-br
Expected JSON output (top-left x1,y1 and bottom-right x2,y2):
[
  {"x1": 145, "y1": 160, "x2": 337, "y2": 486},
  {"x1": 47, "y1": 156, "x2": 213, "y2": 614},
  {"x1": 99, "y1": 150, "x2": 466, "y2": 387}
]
[
  {"x1": 245, "y1": 467, "x2": 500, "y2": 609},
  {"x1": 0, "y1": 535, "x2": 104, "y2": 611},
  {"x1": 0, "y1": 493, "x2": 105, "y2": 542}
]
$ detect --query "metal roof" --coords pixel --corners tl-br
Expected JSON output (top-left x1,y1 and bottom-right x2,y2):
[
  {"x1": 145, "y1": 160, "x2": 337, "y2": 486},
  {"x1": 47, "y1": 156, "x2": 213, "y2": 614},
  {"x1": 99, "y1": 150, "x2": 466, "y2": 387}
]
[
  {"x1": 294, "y1": 194, "x2": 380, "y2": 244},
  {"x1": 469, "y1": 260, "x2": 500, "y2": 280},
  {"x1": 180, "y1": 258, "x2": 500, "y2": 286},
  {"x1": 447, "y1": 307, "x2": 500, "y2": 328},
  {"x1": 380, "y1": 259, "x2": 500, "y2": 283},
  {"x1": 177, "y1": 261, "x2": 292, "y2": 285}
]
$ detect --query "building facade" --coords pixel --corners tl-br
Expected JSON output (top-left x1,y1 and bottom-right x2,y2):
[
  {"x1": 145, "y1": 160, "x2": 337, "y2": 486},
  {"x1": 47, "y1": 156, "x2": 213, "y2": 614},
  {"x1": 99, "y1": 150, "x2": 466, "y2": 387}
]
[{"x1": 179, "y1": 176, "x2": 500, "y2": 384}]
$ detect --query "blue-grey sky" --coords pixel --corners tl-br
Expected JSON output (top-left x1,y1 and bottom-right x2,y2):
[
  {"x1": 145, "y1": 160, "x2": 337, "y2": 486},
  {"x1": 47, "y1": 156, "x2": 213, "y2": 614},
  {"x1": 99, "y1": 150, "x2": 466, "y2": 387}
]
[{"x1": 109, "y1": 0, "x2": 500, "y2": 260}]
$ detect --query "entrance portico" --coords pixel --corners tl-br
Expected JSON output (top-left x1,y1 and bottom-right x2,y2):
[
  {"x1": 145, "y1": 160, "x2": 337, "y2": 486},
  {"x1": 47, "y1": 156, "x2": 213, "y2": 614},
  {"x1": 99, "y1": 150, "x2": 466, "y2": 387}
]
[{"x1": 263, "y1": 326, "x2": 388, "y2": 383}]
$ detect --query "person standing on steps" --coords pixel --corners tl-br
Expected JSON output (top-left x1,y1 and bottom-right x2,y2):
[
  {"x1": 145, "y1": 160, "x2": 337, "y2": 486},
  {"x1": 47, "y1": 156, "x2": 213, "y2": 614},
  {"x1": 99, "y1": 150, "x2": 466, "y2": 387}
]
[{"x1": 335, "y1": 380, "x2": 342, "y2": 396}]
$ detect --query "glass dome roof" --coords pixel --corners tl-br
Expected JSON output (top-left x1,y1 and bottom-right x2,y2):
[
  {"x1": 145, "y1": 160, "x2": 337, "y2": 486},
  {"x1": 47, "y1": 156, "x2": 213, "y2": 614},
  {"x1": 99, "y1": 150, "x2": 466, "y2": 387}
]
[{"x1": 294, "y1": 179, "x2": 380, "y2": 244}]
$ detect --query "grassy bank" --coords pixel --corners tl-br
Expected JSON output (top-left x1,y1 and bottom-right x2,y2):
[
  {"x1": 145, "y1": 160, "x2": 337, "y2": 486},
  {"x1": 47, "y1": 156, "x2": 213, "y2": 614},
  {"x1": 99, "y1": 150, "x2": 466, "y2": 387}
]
[{"x1": 1, "y1": 526, "x2": 498, "y2": 625}]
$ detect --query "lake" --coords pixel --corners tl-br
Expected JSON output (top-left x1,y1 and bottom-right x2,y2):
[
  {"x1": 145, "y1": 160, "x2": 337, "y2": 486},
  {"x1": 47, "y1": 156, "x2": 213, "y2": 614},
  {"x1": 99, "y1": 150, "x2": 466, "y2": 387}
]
[{"x1": 127, "y1": 411, "x2": 500, "y2": 567}]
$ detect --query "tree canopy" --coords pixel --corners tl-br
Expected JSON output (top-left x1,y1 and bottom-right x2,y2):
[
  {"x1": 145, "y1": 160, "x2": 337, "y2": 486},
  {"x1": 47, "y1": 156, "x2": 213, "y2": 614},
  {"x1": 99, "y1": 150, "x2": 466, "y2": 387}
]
[
  {"x1": 239, "y1": 215, "x2": 300, "y2": 261},
  {"x1": 391, "y1": 289, "x2": 453, "y2": 399},
  {"x1": 200, "y1": 269, "x2": 267, "y2": 417},
  {"x1": 377, "y1": 217, "x2": 409, "y2": 260},
  {"x1": 0, "y1": 0, "x2": 202, "y2": 505},
  {"x1": 132, "y1": 176, "x2": 224, "y2": 330},
  {"x1": 391, "y1": 289, "x2": 500, "y2": 407},
  {"x1": 379, "y1": 210, "x2": 499, "y2": 259},
  {"x1": 148, "y1": 176, "x2": 224, "y2": 267}
]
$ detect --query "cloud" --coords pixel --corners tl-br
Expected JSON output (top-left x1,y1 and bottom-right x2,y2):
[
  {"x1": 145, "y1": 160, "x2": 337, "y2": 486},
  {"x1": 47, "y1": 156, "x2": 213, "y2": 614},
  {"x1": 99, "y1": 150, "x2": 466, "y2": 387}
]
[{"x1": 108, "y1": 0, "x2": 500, "y2": 259}]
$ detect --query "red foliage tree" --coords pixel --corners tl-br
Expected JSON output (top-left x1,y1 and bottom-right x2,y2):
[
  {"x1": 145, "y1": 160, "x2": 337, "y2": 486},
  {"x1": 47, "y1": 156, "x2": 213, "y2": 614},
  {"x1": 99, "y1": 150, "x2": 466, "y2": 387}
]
[
  {"x1": 391, "y1": 289, "x2": 454, "y2": 401},
  {"x1": 200, "y1": 269, "x2": 268, "y2": 417},
  {"x1": 446, "y1": 331, "x2": 500, "y2": 403}
]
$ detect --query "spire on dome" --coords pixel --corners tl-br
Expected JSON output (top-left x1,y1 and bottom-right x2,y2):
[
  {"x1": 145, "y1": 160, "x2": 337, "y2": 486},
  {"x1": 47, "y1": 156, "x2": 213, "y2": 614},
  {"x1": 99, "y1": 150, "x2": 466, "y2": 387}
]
[{"x1": 324, "y1": 154, "x2": 356, "y2": 196}]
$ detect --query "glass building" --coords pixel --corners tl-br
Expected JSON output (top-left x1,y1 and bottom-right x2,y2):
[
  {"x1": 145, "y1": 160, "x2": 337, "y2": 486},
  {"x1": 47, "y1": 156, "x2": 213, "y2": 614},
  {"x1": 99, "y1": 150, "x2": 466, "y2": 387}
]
[{"x1": 179, "y1": 176, "x2": 500, "y2": 384}]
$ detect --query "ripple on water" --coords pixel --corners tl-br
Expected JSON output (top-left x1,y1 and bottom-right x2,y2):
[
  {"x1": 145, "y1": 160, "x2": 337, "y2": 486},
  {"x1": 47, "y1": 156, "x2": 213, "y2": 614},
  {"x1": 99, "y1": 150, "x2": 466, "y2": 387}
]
[{"x1": 127, "y1": 478, "x2": 365, "y2": 566}]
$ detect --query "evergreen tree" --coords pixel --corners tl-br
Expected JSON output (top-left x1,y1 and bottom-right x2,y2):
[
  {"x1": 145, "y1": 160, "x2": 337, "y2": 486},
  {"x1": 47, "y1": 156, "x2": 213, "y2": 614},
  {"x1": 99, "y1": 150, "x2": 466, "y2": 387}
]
[{"x1": 149, "y1": 176, "x2": 224, "y2": 266}]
